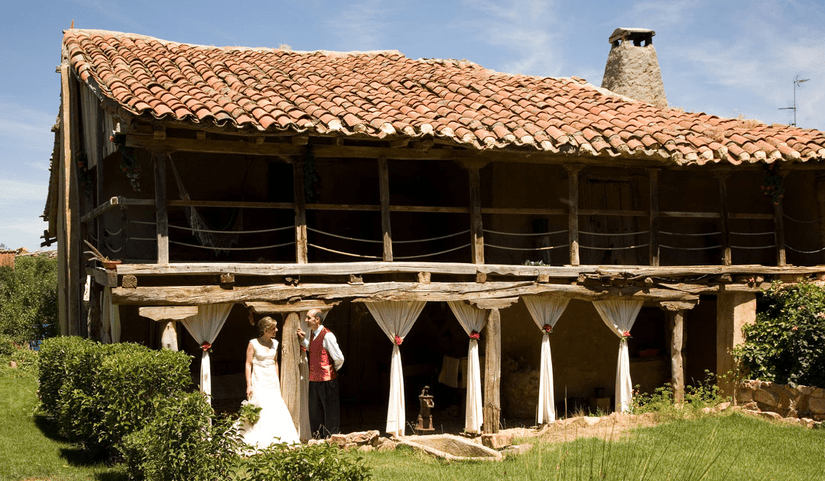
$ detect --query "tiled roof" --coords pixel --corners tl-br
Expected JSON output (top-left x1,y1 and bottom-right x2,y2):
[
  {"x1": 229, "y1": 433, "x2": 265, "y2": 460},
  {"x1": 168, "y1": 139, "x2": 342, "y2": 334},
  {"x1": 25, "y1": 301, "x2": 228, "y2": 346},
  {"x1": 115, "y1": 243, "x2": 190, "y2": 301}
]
[{"x1": 64, "y1": 29, "x2": 825, "y2": 166}]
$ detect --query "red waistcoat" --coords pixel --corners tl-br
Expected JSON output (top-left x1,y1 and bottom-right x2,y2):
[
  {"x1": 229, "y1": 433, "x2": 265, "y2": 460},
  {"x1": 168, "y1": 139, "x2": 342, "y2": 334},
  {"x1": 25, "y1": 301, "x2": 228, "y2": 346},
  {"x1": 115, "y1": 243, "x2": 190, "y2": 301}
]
[{"x1": 309, "y1": 328, "x2": 337, "y2": 382}]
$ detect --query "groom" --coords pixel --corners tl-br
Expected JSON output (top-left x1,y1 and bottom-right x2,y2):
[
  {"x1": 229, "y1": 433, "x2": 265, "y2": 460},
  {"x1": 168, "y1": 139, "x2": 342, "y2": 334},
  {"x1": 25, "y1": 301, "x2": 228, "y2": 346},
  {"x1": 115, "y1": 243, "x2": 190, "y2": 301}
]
[{"x1": 297, "y1": 308, "x2": 344, "y2": 438}]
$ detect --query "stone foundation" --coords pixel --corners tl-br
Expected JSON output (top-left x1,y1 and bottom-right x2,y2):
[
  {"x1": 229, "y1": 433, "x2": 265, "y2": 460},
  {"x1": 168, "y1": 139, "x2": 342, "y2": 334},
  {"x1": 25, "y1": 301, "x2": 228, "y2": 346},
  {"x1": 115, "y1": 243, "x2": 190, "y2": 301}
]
[{"x1": 735, "y1": 380, "x2": 825, "y2": 421}]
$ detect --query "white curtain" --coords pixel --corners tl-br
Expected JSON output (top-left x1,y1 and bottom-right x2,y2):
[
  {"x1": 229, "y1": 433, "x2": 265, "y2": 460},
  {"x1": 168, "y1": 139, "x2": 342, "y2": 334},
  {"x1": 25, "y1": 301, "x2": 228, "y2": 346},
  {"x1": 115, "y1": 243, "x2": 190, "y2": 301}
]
[
  {"x1": 447, "y1": 300, "x2": 488, "y2": 433},
  {"x1": 181, "y1": 303, "x2": 234, "y2": 398},
  {"x1": 593, "y1": 299, "x2": 643, "y2": 413},
  {"x1": 365, "y1": 300, "x2": 427, "y2": 437},
  {"x1": 522, "y1": 295, "x2": 570, "y2": 424}
]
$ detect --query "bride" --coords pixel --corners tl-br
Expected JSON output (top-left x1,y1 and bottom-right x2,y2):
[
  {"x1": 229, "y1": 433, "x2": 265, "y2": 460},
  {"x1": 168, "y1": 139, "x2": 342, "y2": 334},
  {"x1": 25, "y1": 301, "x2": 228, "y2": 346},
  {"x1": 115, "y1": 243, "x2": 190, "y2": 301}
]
[{"x1": 239, "y1": 316, "x2": 300, "y2": 447}]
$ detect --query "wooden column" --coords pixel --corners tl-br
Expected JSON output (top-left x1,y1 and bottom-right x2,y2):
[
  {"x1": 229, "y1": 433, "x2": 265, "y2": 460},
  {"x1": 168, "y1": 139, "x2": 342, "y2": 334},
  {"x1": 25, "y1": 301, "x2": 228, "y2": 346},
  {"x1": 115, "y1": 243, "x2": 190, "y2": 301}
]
[
  {"x1": 59, "y1": 63, "x2": 81, "y2": 335},
  {"x1": 153, "y1": 152, "x2": 169, "y2": 264},
  {"x1": 293, "y1": 159, "x2": 308, "y2": 263},
  {"x1": 566, "y1": 165, "x2": 582, "y2": 266},
  {"x1": 378, "y1": 156, "x2": 393, "y2": 261},
  {"x1": 160, "y1": 321, "x2": 178, "y2": 351},
  {"x1": 281, "y1": 311, "x2": 303, "y2": 430},
  {"x1": 716, "y1": 172, "x2": 732, "y2": 265},
  {"x1": 669, "y1": 310, "x2": 685, "y2": 404},
  {"x1": 773, "y1": 175, "x2": 787, "y2": 266},
  {"x1": 483, "y1": 308, "x2": 501, "y2": 434},
  {"x1": 468, "y1": 166, "x2": 484, "y2": 264},
  {"x1": 649, "y1": 169, "x2": 660, "y2": 266}
]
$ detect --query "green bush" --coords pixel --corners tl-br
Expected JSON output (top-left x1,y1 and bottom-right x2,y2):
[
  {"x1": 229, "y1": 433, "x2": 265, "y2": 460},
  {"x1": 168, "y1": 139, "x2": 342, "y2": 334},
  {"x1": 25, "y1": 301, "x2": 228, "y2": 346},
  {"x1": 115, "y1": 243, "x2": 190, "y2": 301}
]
[
  {"x1": 0, "y1": 256, "x2": 58, "y2": 346},
  {"x1": 121, "y1": 392, "x2": 241, "y2": 481},
  {"x1": 631, "y1": 371, "x2": 726, "y2": 418},
  {"x1": 38, "y1": 337, "x2": 193, "y2": 457},
  {"x1": 95, "y1": 347, "x2": 193, "y2": 452},
  {"x1": 243, "y1": 441, "x2": 372, "y2": 481},
  {"x1": 736, "y1": 280, "x2": 825, "y2": 387},
  {"x1": 37, "y1": 336, "x2": 92, "y2": 418}
]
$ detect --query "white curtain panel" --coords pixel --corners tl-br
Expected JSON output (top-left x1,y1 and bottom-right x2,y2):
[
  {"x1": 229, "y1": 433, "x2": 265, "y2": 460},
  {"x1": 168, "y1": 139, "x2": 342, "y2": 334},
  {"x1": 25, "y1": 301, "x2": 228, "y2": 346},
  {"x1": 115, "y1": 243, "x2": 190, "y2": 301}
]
[
  {"x1": 522, "y1": 295, "x2": 570, "y2": 424},
  {"x1": 181, "y1": 303, "x2": 234, "y2": 398},
  {"x1": 447, "y1": 300, "x2": 488, "y2": 433},
  {"x1": 593, "y1": 299, "x2": 643, "y2": 413},
  {"x1": 365, "y1": 300, "x2": 427, "y2": 437}
]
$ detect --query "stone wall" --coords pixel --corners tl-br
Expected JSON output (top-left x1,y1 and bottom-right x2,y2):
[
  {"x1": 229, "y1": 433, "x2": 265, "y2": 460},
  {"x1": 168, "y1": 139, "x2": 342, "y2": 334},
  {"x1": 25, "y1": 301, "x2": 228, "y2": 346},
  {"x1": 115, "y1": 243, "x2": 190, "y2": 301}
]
[{"x1": 736, "y1": 380, "x2": 825, "y2": 421}]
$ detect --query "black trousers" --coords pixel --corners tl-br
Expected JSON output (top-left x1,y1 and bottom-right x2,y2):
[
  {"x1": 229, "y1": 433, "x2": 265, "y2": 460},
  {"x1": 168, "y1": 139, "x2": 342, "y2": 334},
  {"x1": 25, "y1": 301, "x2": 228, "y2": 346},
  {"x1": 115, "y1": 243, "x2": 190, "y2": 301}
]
[{"x1": 308, "y1": 378, "x2": 340, "y2": 437}]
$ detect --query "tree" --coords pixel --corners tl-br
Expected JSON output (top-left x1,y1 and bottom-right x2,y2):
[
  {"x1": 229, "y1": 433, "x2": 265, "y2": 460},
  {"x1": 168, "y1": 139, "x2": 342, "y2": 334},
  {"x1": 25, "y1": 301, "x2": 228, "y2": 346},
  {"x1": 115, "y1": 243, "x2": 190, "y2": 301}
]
[{"x1": 0, "y1": 255, "x2": 58, "y2": 346}]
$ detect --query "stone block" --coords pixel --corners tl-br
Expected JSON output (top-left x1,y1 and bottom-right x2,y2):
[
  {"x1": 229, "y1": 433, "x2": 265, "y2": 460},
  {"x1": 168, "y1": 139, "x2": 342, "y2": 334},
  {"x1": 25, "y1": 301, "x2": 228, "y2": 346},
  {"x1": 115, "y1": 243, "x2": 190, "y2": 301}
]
[
  {"x1": 756, "y1": 411, "x2": 782, "y2": 420},
  {"x1": 358, "y1": 445, "x2": 375, "y2": 452},
  {"x1": 735, "y1": 388, "x2": 753, "y2": 403},
  {"x1": 502, "y1": 443, "x2": 533, "y2": 456},
  {"x1": 481, "y1": 432, "x2": 513, "y2": 450},
  {"x1": 743, "y1": 401, "x2": 758, "y2": 411},
  {"x1": 348, "y1": 430, "x2": 379, "y2": 445},
  {"x1": 375, "y1": 438, "x2": 398, "y2": 451},
  {"x1": 329, "y1": 434, "x2": 347, "y2": 447},
  {"x1": 754, "y1": 388, "x2": 779, "y2": 407},
  {"x1": 808, "y1": 396, "x2": 825, "y2": 414}
]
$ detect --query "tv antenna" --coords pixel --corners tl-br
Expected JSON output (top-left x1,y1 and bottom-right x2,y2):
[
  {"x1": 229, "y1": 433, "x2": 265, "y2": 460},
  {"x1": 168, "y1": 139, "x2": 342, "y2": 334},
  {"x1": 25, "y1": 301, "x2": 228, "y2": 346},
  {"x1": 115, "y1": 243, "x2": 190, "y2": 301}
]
[{"x1": 779, "y1": 74, "x2": 810, "y2": 127}]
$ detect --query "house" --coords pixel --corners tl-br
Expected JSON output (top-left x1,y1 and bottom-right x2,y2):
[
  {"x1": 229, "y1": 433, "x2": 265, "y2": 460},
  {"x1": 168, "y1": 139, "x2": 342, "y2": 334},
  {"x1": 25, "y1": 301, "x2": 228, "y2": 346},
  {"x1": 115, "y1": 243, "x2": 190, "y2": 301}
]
[{"x1": 43, "y1": 28, "x2": 825, "y2": 438}]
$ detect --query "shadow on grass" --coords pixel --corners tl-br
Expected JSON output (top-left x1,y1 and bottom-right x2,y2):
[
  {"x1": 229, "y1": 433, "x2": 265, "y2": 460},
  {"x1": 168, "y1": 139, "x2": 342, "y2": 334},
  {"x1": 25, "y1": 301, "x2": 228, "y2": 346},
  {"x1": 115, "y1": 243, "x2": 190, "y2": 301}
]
[{"x1": 33, "y1": 413, "x2": 65, "y2": 442}]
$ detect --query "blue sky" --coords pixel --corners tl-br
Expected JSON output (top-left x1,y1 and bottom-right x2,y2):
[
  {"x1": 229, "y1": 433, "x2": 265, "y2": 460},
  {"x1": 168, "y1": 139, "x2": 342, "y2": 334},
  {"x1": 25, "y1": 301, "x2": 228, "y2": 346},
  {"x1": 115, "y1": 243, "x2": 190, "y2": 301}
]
[{"x1": 0, "y1": 0, "x2": 823, "y2": 251}]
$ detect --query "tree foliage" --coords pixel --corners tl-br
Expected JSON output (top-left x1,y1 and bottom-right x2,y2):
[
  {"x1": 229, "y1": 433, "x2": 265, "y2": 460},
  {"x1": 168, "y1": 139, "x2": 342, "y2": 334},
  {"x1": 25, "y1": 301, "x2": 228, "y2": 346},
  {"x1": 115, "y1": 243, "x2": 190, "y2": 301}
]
[
  {"x1": 736, "y1": 281, "x2": 825, "y2": 387},
  {"x1": 0, "y1": 255, "x2": 58, "y2": 346}
]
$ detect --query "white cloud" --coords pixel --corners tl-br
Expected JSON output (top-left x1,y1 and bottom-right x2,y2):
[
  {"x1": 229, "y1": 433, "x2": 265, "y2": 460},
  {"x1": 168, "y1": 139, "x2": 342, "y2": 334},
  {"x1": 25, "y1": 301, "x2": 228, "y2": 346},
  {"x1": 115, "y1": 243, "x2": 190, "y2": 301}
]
[
  {"x1": 0, "y1": 179, "x2": 49, "y2": 202},
  {"x1": 459, "y1": 0, "x2": 565, "y2": 77},
  {"x1": 327, "y1": 0, "x2": 395, "y2": 50},
  {"x1": 0, "y1": 102, "x2": 56, "y2": 151}
]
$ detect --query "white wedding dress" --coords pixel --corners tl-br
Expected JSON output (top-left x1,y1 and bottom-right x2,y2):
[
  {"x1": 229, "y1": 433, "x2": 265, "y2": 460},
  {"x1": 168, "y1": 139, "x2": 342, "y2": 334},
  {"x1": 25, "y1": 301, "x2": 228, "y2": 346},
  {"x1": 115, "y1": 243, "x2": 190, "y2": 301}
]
[{"x1": 239, "y1": 338, "x2": 300, "y2": 447}]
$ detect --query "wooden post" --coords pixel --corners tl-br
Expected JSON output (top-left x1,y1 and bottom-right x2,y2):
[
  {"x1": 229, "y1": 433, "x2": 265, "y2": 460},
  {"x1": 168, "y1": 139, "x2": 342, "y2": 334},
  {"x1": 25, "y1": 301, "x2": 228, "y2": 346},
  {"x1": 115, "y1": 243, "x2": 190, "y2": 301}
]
[
  {"x1": 669, "y1": 310, "x2": 685, "y2": 404},
  {"x1": 59, "y1": 63, "x2": 82, "y2": 335},
  {"x1": 293, "y1": 160, "x2": 308, "y2": 263},
  {"x1": 773, "y1": 174, "x2": 787, "y2": 266},
  {"x1": 160, "y1": 320, "x2": 178, "y2": 351},
  {"x1": 716, "y1": 172, "x2": 731, "y2": 265},
  {"x1": 566, "y1": 165, "x2": 582, "y2": 266},
  {"x1": 649, "y1": 169, "x2": 660, "y2": 267},
  {"x1": 153, "y1": 152, "x2": 169, "y2": 264},
  {"x1": 483, "y1": 308, "x2": 501, "y2": 434},
  {"x1": 281, "y1": 311, "x2": 302, "y2": 430},
  {"x1": 468, "y1": 166, "x2": 484, "y2": 264},
  {"x1": 378, "y1": 156, "x2": 393, "y2": 261}
]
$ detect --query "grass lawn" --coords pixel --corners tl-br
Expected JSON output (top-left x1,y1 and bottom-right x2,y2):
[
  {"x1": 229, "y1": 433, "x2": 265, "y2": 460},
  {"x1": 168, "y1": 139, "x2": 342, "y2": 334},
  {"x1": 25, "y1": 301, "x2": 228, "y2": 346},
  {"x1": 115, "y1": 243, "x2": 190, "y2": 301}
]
[
  {"x1": 0, "y1": 370, "x2": 127, "y2": 481},
  {"x1": 362, "y1": 414, "x2": 825, "y2": 481},
  {"x1": 2, "y1": 357, "x2": 824, "y2": 481}
]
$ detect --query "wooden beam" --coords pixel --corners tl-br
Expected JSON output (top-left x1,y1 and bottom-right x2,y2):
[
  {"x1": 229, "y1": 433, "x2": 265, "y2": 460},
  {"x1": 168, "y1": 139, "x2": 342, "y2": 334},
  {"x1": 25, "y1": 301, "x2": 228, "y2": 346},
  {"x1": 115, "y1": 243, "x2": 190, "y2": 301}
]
[
  {"x1": 293, "y1": 159, "x2": 308, "y2": 264},
  {"x1": 716, "y1": 172, "x2": 731, "y2": 265},
  {"x1": 153, "y1": 152, "x2": 169, "y2": 264},
  {"x1": 138, "y1": 306, "x2": 199, "y2": 321},
  {"x1": 774, "y1": 176, "x2": 787, "y2": 266},
  {"x1": 649, "y1": 169, "x2": 660, "y2": 266},
  {"x1": 112, "y1": 281, "x2": 701, "y2": 305},
  {"x1": 470, "y1": 298, "x2": 519, "y2": 310},
  {"x1": 113, "y1": 261, "x2": 825, "y2": 278},
  {"x1": 566, "y1": 165, "x2": 583, "y2": 266},
  {"x1": 244, "y1": 300, "x2": 341, "y2": 314},
  {"x1": 81, "y1": 196, "x2": 123, "y2": 223},
  {"x1": 378, "y1": 156, "x2": 393, "y2": 261},
  {"x1": 483, "y1": 308, "x2": 501, "y2": 434},
  {"x1": 469, "y1": 166, "x2": 484, "y2": 264}
]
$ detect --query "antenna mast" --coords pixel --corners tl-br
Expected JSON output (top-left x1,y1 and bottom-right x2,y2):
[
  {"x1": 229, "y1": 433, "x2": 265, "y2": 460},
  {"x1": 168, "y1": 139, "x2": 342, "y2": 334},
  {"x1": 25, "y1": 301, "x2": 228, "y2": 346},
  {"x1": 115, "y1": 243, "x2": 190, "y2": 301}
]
[{"x1": 779, "y1": 74, "x2": 810, "y2": 126}]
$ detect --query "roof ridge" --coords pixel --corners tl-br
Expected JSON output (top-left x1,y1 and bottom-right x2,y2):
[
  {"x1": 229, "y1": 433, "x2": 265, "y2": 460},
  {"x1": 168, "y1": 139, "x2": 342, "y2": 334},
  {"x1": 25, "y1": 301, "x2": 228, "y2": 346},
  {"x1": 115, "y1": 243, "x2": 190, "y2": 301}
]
[{"x1": 64, "y1": 28, "x2": 404, "y2": 58}]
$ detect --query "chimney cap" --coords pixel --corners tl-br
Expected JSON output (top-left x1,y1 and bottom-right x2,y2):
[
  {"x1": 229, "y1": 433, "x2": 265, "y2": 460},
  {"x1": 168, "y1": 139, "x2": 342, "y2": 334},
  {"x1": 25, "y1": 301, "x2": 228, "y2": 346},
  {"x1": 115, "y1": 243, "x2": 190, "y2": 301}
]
[{"x1": 608, "y1": 28, "x2": 656, "y2": 45}]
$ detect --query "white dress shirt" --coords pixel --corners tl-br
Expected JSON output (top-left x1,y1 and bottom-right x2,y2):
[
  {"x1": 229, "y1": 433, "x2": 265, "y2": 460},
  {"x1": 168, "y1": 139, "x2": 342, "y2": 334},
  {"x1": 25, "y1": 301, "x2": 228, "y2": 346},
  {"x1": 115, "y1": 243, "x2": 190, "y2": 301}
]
[{"x1": 302, "y1": 325, "x2": 345, "y2": 371}]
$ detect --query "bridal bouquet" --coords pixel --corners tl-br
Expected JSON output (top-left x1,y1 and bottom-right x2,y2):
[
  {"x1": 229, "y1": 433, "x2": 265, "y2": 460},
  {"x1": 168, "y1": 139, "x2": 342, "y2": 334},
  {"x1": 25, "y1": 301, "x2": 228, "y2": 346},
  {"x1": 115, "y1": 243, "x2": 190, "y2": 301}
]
[{"x1": 238, "y1": 400, "x2": 262, "y2": 425}]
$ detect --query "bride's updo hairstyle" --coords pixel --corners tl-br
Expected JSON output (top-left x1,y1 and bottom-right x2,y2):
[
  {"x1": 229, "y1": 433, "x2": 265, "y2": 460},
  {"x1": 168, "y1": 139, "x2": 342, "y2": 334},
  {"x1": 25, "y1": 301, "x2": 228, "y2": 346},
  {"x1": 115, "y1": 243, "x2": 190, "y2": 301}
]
[{"x1": 257, "y1": 316, "x2": 277, "y2": 336}]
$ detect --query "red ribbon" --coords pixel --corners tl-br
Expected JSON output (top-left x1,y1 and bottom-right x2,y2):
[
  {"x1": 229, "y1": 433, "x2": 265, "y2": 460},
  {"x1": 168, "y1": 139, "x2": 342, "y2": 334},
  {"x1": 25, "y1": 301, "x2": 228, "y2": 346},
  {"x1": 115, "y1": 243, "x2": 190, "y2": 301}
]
[
  {"x1": 394, "y1": 335, "x2": 403, "y2": 346},
  {"x1": 622, "y1": 331, "x2": 631, "y2": 338},
  {"x1": 543, "y1": 324, "x2": 553, "y2": 333},
  {"x1": 201, "y1": 342, "x2": 212, "y2": 351},
  {"x1": 469, "y1": 331, "x2": 480, "y2": 340}
]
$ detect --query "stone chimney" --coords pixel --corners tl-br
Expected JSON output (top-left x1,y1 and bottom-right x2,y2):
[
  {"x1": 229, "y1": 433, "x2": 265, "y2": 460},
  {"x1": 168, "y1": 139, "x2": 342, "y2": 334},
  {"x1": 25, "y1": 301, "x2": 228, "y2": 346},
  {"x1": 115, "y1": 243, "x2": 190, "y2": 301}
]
[{"x1": 601, "y1": 28, "x2": 667, "y2": 107}]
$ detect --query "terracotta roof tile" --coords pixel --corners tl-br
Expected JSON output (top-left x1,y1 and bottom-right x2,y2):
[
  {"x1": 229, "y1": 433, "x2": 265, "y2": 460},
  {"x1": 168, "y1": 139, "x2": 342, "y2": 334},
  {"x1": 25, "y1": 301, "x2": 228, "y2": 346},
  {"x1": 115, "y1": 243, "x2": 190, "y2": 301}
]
[{"x1": 62, "y1": 29, "x2": 825, "y2": 165}]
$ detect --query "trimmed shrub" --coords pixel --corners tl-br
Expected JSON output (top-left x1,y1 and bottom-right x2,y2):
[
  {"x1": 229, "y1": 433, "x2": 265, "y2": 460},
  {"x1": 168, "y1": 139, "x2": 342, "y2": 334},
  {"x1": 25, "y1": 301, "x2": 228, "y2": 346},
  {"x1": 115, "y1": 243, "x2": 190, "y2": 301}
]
[
  {"x1": 95, "y1": 347, "x2": 192, "y2": 453},
  {"x1": 736, "y1": 280, "x2": 825, "y2": 387},
  {"x1": 38, "y1": 336, "x2": 93, "y2": 418},
  {"x1": 120, "y1": 392, "x2": 241, "y2": 481},
  {"x1": 0, "y1": 255, "x2": 58, "y2": 346},
  {"x1": 243, "y1": 441, "x2": 372, "y2": 481}
]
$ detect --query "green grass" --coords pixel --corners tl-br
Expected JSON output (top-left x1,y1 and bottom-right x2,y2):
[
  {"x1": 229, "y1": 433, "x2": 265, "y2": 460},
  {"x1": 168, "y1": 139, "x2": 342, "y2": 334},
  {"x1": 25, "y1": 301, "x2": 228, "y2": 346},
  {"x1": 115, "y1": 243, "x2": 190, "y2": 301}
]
[
  {"x1": 3, "y1": 354, "x2": 824, "y2": 481},
  {"x1": 0, "y1": 366, "x2": 127, "y2": 481},
  {"x1": 362, "y1": 415, "x2": 825, "y2": 481}
]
